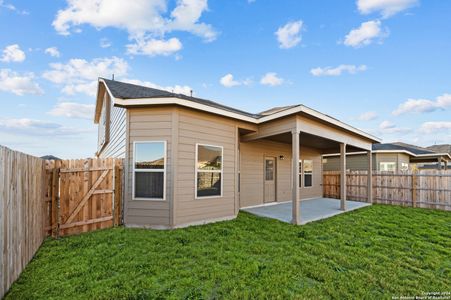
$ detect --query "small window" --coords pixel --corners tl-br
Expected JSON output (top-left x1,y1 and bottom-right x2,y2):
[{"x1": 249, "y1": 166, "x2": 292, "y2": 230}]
[
  {"x1": 304, "y1": 160, "x2": 313, "y2": 187},
  {"x1": 380, "y1": 162, "x2": 396, "y2": 172},
  {"x1": 196, "y1": 144, "x2": 223, "y2": 198},
  {"x1": 265, "y1": 159, "x2": 274, "y2": 181},
  {"x1": 133, "y1": 141, "x2": 166, "y2": 200}
]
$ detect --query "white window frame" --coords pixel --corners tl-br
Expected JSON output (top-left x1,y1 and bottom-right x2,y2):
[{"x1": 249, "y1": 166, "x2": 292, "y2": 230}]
[
  {"x1": 303, "y1": 159, "x2": 313, "y2": 188},
  {"x1": 132, "y1": 141, "x2": 167, "y2": 201},
  {"x1": 379, "y1": 162, "x2": 396, "y2": 172},
  {"x1": 195, "y1": 143, "x2": 224, "y2": 199}
]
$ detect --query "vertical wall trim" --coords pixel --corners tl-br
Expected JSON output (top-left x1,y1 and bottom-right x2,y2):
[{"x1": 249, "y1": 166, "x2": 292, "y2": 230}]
[
  {"x1": 123, "y1": 109, "x2": 130, "y2": 224},
  {"x1": 234, "y1": 125, "x2": 240, "y2": 215},
  {"x1": 170, "y1": 108, "x2": 179, "y2": 227}
]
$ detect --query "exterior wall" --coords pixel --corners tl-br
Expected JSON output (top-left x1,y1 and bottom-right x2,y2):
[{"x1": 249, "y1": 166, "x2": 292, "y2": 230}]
[
  {"x1": 240, "y1": 140, "x2": 322, "y2": 208},
  {"x1": 98, "y1": 92, "x2": 127, "y2": 158},
  {"x1": 124, "y1": 107, "x2": 173, "y2": 227},
  {"x1": 173, "y1": 108, "x2": 241, "y2": 226},
  {"x1": 323, "y1": 154, "x2": 373, "y2": 171}
]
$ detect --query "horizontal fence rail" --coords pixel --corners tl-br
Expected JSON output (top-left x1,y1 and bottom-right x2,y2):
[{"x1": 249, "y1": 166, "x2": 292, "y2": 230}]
[{"x1": 323, "y1": 170, "x2": 451, "y2": 210}]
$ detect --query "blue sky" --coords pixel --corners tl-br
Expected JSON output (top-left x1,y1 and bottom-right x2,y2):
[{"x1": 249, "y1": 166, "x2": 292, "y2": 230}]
[{"x1": 0, "y1": 0, "x2": 450, "y2": 158}]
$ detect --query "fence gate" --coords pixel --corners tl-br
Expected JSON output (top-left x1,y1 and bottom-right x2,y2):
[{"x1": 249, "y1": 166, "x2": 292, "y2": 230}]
[{"x1": 47, "y1": 158, "x2": 122, "y2": 237}]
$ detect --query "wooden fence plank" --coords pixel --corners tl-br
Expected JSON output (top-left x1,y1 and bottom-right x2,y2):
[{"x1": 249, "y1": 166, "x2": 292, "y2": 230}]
[{"x1": 323, "y1": 170, "x2": 451, "y2": 210}]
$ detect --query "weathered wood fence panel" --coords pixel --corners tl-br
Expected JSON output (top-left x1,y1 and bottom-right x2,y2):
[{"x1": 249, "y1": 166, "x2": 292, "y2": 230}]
[
  {"x1": 47, "y1": 158, "x2": 123, "y2": 237},
  {"x1": 323, "y1": 170, "x2": 451, "y2": 210},
  {"x1": 0, "y1": 146, "x2": 48, "y2": 299}
]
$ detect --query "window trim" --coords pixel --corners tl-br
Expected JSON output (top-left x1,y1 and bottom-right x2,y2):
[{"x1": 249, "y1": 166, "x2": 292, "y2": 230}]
[
  {"x1": 132, "y1": 141, "x2": 167, "y2": 201},
  {"x1": 379, "y1": 161, "x2": 396, "y2": 172},
  {"x1": 303, "y1": 159, "x2": 313, "y2": 188},
  {"x1": 195, "y1": 143, "x2": 224, "y2": 199}
]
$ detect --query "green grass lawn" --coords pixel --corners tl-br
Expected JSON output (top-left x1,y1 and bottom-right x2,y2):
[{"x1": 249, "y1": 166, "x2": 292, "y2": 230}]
[{"x1": 5, "y1": 205, "x2": 451, "y2": 300}]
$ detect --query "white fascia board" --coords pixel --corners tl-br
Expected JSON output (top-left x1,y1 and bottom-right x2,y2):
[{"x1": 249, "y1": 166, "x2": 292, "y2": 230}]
[
  {"x1": 113, "y1": 97, "x2": 257, "y2": 123},
  {"x1": 111, "y1": 95, "x2": 381, "y2": 143}
]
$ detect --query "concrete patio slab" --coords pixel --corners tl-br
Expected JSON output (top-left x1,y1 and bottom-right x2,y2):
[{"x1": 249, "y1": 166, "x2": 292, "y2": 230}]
[{"x1": 241, "y1": 198, "x2": 371, "y2": 225}]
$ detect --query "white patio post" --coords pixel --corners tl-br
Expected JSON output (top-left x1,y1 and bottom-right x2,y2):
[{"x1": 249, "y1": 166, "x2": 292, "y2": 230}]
[
  {"x1": 367, "y1": 150, "x2": 373, "y2": 204},
  {"x1": 292, "y1": 130, "x2": 300, "y2": 225},
  {"x1": 340, "y1": 143, "x2": 347, "y2": 211}
]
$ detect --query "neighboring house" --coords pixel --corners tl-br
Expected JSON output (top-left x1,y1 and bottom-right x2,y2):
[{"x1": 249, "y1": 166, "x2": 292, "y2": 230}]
[
  {"x1": 323, "y1": 142, "x2": 451, "y2": 172},
  {"x1": 40, "y1": 155, "x2": 61, "y2": 160},
  {"x1": 93, "y1": 78, "x2": 380, "y2": 228}
]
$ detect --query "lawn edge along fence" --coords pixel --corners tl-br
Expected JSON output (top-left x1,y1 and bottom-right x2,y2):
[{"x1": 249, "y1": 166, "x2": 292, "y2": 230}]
[
  {"x1": 323, "y1": 170, "x2": 451, "y2": 210},
  {"x1": 0, "y1": 145, "x2": 123, "y2": 298}
]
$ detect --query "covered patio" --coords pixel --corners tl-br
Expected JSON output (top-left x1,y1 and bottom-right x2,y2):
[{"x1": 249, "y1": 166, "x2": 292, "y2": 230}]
[{"x1": 242, "y1": 198, "x2": 371, "y2": 225}]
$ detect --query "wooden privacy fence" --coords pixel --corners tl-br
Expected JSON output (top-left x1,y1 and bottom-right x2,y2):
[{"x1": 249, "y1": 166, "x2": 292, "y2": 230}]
[
  {"x1": 46, "y1": 158, "x2": 123, "y2": 237},
  {"x1": 0, "y1": 146, "x2": 48, "y2": 298},
  {"x1": 323, "y1": 170, "x2": 451, "y2": 210}
]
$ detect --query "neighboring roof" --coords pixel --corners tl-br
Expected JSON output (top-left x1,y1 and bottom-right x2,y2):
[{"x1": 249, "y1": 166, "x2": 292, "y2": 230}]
[
  {"x1": 41, "y1": 155, "x2": 61, "y2": 160},
  {"x1": 372, "y1": 142, "x2": 435, "y2": 155},
  {"x1": 96, "y1": 78, "x2": 381, "y2": 143},
  {"x1": 427, "y1": 144, "x2": 451, "y2": 154},
  {"x1": 324, "y1": 142, "x2": 451, "y2": 160}
]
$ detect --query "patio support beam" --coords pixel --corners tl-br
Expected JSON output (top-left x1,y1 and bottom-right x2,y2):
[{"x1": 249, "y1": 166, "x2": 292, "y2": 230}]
[
  {"x1": 367, "y1": 151, "x2": 372, "y2": 204},
  {"x1": 340, "y1": 143, "x2": 347, "y2": 211},
  {"x1": 292, "y1": 130, "x2": 300, "y2": 225},
  {"x1": 437, "y1": 158, "x2": 442, "y2": 170},
  {"x1": 445, "y1": 161, "x2": 448, "y2": 170}
]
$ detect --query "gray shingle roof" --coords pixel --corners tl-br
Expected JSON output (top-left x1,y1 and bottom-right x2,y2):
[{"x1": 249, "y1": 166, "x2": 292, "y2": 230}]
[
  {"x1": 427, "y1": 144, "x2": 451, "y2": 154},
  {"x1": 372, "y1": 143, "x2": 435, "y2": 155},
  {"x1": 102, "y1": 79, "x2": 259, "y2": 118}
]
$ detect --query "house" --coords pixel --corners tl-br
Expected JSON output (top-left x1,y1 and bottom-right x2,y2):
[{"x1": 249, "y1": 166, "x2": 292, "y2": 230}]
[
  {"x1": 323, "y1": 142, "x2": 450, "y2": 172},
  {"x1": 94, "y1": 78, "x2": 380, "y2": 228}
]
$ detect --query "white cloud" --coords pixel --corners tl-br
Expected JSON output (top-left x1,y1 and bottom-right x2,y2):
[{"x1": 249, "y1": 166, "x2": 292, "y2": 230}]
[
  {"x1": 127, "y1": 37, "x2": 182, "y2": 56},
  {"x1": 379, "y1": 120, "x2": 410, "y2": 134},
  {"x1": 310, "y1": 64, "x2": 367, "y2": 76},
  {"x1": 48, "y1": 102, "x2": 95, "y2": 119},
  {"x1": 220, "y1": 73, "x2": 240, "y2": 88},
  {"x1": 0, "y1": 118, "x2": 88, "y2": 136},
  {"x1": 419, "y1": 122, "x2": 451, "y2": 134},
  {"x1": 52, "y1": 0, "x2": 217, "y2": 55},
  {"x1": 344, "y1": 20, "x2": 387, "y2": 48},
  {"x1": 0, "y1": 0, "x2": 28, "y2": 14},
  {"x1": 124, "y1": 78, "x2": 192, "y2": 96},
  {"x1": 42, "y1": 56, "x2": 128, "y2": 96},
  {"x1": 358, "y1": 111, "x2": 378, "y2": 121},
  {"x1": 392, "y1": 93, "x2": 451, "y2": 115},
  {"x1": 260, "y1": 72, "x2": 284, "y2": 86},
  {"x1": 0, "y1": 69, "x2": 43, "y2": 95},
  {"x1": 45, "y1": 47, "x2": 61, "y2": 58},
  {"x1": 357, "y1": 0, "x2": 418, "y2": 18},
  {"x1": 275, "y1": 20, "x2": 303, "y2": 49},
  {"x1": 219, "y1": 73, "x2": 252, "y2": 88},
  {"x1": 100, "y1": 38, "x2": 111, "y2": 48},
  {"x1": 0, "y1": 44, "x2": 26, "y2": 62}
]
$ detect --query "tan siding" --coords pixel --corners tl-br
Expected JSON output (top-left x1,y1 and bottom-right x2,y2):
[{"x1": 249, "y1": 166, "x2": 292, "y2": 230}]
[
  {"x1": 323, "y1": 154, "x2": 372, "y2": 171},
  {"x1": 375, "y1": 153, "x2": 398, "y2": 171},
  {"x1": 124, "y1": 107, "x2": 173, "y2": 227},
  {"x1": 240, "y1": 140, "x2": 322, "y2": 208},
  {"x1": 174, "y1": 108, "x2": 238, "y2": 226},
  {"x1": 99, "y1": 93, "x2": 126, "y2": 158}
]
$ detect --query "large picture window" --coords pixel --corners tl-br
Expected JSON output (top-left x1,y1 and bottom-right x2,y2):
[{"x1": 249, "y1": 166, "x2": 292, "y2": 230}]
[
  {"x1": 196, "y1": 144, "x2": 223, "y2": 198},
  {"x1": 133, "y1": 141, "x2": 166, "y2": 200}
]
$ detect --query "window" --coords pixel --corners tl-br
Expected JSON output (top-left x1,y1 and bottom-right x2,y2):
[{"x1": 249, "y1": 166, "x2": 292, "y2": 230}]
[
  {"x1": 265, "y1": 159, "x2": 274, "y2": 181},
  {"x1": 133, "y1": 141, "x2": 166, "y2": 200},
  {"x1": 298, "y1": 160, "x2": 302, "y2": 187},
  {"x1": 196, "y1": 144, "x2": 223, "y2": 198},
  {"x1": 303, "y1": 160, "x2": 313, "y2": 187},
  {"x1": 380, "y1": 162, "x2": 396, "y2": 172},
  {"x1": 401, "y1": 162, "x2": 409, "y2": 172}
]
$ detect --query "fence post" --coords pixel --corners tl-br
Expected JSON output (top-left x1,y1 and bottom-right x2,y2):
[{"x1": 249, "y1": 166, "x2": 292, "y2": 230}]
[
  {"x1": 51, "y1": 167, "x2": 60, "y2": 238},
  {"x1": 412, "y1": 171, "x2": 417, "y2": 208}
]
